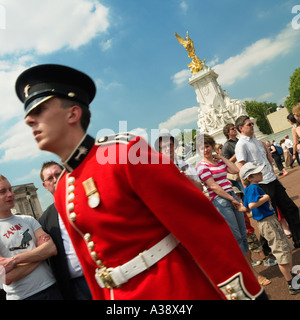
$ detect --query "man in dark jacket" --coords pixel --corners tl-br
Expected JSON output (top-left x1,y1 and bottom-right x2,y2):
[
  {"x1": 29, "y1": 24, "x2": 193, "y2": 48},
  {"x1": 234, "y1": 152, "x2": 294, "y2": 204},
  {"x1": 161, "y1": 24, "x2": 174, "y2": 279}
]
[{"x1": 39, "y1": 161, "x2": 91, "y2": 300}]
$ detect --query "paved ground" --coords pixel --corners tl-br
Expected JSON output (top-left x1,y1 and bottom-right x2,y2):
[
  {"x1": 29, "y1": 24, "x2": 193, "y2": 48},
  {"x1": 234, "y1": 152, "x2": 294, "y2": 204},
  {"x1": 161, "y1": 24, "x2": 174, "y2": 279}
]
[{"x1": 249, "y1": 165, "x2": 300, "y2": 300}]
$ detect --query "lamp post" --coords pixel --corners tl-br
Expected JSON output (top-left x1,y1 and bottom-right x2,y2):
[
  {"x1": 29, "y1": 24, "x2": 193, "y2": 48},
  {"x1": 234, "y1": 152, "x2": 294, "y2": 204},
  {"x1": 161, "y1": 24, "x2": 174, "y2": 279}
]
[{"x1": 25, "y1": 187, "x2": 37, "y2": 219}]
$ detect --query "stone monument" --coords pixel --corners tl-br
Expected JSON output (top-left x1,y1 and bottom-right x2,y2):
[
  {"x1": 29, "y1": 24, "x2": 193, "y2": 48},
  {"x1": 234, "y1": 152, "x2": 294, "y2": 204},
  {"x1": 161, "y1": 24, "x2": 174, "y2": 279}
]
[
  {"x1": 11, "y1": 183, "x2": 43, "y2": 219},
  {"x1": 175, "y1": 32, "x2": 264, "y2": 145}
]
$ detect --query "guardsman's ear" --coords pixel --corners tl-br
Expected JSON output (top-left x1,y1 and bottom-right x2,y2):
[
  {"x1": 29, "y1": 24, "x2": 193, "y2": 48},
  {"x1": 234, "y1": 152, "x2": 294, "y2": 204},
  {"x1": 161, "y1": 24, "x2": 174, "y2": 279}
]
[{"x1": 68, "y1": 105, "x2": 82, "y2": 125}]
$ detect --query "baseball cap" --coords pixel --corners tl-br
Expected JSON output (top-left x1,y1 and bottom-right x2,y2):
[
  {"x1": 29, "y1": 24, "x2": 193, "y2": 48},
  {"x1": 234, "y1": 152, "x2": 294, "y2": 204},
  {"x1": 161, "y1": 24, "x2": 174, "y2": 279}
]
[{"x1": 239, "y1": 162, "x2": 265, "y2": 180}]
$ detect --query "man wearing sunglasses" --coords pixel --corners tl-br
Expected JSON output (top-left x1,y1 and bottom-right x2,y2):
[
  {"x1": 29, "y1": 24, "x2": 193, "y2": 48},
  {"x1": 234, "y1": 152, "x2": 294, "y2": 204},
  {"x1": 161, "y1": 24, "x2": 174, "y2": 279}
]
[{"x1": 235, "y1": 115, "x2": 300, "y2": 248}]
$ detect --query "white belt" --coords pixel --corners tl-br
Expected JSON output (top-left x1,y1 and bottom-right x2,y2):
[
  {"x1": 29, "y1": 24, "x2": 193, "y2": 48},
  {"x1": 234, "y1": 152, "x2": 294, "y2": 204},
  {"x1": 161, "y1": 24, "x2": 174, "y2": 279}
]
[{"x1": 95, "y1": 233, "x2": 179, "y2": 288}]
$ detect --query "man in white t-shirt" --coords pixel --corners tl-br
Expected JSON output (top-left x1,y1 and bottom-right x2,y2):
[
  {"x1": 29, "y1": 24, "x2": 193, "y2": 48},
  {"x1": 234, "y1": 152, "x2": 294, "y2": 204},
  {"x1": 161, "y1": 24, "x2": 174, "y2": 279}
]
[{"x1": 0, "y1": 174, "x2": 62, "y2": 300}]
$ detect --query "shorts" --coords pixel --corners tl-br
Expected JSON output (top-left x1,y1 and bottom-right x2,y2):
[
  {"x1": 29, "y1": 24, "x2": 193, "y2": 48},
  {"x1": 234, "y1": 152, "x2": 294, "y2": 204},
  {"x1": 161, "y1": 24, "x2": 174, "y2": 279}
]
[
  {"x1": 247, "y1": 232, "x2": 262, "y2": 253},
  {"x1": 258, "y1": 214, "x2": 294, "y2": 264}
]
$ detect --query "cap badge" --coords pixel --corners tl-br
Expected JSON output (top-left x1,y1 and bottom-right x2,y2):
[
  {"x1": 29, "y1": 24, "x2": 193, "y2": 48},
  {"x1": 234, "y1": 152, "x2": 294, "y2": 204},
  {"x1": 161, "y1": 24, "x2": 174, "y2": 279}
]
[
  {"x1": 68, "y1": 92, "x2": 76, "y2": 98},
  {"x1": 24, "y1": 84, "x2": 31, "y2": 98},
  {"x1": 82, "y1": 177, "x2": 100, "y2": 208}
]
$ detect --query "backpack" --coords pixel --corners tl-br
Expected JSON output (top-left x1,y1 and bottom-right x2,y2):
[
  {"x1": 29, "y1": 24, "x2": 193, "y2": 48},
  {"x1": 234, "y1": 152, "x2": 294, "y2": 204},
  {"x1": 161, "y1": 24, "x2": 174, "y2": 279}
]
[{"x1": 274, "y1": 145, "x2": 283, "y2": 155}]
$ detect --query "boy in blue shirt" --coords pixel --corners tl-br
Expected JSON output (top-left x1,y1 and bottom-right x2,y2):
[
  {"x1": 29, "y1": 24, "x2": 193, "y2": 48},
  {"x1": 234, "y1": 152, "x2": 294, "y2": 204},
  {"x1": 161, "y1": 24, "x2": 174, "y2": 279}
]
[{"x1": 239, "y1": 162, "x2": 300, "y2": 295}]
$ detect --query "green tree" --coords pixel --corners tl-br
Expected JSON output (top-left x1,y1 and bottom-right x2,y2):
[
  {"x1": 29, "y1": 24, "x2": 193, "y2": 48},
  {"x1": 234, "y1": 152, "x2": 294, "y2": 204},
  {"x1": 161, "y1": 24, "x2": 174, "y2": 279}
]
[
  {"x1": 285, "y1": 67, "x2": 300, "y2": 111},
  {"x1": 244, "y1": 101, "x2": 277, "y2": 134}
]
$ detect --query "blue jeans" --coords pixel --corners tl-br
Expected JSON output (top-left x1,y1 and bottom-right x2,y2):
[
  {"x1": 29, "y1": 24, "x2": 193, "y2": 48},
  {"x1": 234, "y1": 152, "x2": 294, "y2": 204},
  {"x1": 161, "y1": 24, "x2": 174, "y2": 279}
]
[
  {"x1": 212, "y1": 191, "x2": 249, "y2": 255},
  {"x1": 230, "y1": 180, "x2": 244, "y2": 192}
]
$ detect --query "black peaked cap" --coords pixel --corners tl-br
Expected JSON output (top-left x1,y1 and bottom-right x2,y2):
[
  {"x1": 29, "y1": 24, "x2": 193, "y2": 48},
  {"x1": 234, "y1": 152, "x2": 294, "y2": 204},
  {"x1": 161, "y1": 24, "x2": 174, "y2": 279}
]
[{"x1": 15, "y1": 64, "x2": 96, "y2": 116}]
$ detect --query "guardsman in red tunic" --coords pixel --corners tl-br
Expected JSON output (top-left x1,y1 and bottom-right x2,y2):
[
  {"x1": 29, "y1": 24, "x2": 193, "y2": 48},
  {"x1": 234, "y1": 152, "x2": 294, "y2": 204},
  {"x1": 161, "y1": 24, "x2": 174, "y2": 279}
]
[{"x1": 16, "y1": 64, "x2": 267, "y2": 300}]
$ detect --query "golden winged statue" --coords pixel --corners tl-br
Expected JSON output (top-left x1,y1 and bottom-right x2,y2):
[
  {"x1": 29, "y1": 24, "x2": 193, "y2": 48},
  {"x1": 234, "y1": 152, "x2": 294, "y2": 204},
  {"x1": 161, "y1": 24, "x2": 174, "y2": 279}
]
[{"x1": 175, "y1": 32, "x2": 206, "y2": 74}]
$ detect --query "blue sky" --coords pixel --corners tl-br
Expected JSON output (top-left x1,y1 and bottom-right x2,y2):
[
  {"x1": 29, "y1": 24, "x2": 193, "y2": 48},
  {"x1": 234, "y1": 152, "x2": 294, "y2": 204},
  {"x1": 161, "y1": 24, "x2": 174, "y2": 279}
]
[{"x1": 0, "y1": 0, "x2": 299, "y2": 210}]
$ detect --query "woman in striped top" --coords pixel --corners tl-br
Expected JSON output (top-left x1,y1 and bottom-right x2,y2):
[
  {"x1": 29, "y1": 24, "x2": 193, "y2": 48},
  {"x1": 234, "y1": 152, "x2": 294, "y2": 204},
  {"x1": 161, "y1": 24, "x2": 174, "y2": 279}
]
[{"x1": 196, "y1": 134, "x2": 249, "y2": 255}]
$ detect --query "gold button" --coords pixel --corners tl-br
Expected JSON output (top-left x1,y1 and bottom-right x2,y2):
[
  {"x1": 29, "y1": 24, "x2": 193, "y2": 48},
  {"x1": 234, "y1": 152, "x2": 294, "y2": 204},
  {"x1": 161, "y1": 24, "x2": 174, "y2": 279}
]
[
  {"x1": 230, "y1": 293, "x2": 238, "y2": 300},
  {"x1": 68, "y1": 193, "x2": 75, "y2": 202},
  {"x1": 84, "y1": 233, "x2": 91, "y2": 242},
  {"x1": 69, "y1": 212, "x2": 77, "y2": 222},
  {"x1": 96, "y1": 260, "x2": 103, "y2": 267},
  {"x1": 88, "y1": 241, "x2": 95, "y2": 251},
  {"x1": 91, "y1": 251, "x2": 98, "y2": 261},
  {"x1": 68, "y1": 176, "x2": 75, "y2": 185},
  {"x1": 225, "y1": 285, "x2": 234, "y2": 294},
  {"x1": 67, "y1": 203, "x2": 75, "y2": 212},
  {"x1": 68, "y1": 185, "x2": 75, "y2": 193}
]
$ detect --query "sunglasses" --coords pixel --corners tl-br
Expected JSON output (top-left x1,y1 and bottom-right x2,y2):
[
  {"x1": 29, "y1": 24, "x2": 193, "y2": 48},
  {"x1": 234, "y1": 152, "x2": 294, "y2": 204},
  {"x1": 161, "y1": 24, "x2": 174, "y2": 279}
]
[{"x1": 245, "y1": 122, "x2": 254, "y2": 127}]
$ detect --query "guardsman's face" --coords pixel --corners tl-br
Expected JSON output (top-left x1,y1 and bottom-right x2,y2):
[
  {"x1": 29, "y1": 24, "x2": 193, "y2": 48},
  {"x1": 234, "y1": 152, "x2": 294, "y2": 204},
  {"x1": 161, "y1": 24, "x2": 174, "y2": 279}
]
[
  {"x1": 0, "y1": 179, "x2": 14, "y2": 212},
  {"x1": 25, "y1": 97, "x2": 70, "y2": 153}
]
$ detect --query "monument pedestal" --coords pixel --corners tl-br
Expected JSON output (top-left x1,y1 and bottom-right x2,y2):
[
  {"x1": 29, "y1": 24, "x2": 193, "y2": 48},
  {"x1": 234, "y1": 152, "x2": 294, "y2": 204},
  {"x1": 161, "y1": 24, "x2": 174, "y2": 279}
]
[{"x1": 187, "y1": 64, "x2": 265, "y2": 144}]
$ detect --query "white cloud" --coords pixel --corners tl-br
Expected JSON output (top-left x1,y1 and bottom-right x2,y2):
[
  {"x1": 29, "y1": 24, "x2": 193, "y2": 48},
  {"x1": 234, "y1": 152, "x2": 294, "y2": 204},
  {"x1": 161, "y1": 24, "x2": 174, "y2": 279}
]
[
  {"x1": 0, "y1": 119, "x2": 42, "y2": 163},
  {"x1": 207, "y1": 56, "x2": 219, "y2": 67},
  {"x1": 95, "y1": 78, "x2": 122, "y2": 91},
  {"x1": 171, "y1": 69, "x2": 191, "y2": 86},
  {"x1": 0, "y1": 61, "x2": 31, "y2": 122},
  {"x1": 180, "y1": 1, "x2": 188, "y2": 14},
  {"x1": 213, "y1": 24, "x2": 299, "y2": 86},
  {"x1": 129, "y1": 128, "x2": 149, "y2": 142},
  {"x1": 257, "y1": 92, "x2": 273, "y2": 101},
  {"x1": 0, "y1": 0, "x2": 109, "y2": 55},
  {"x1": 100, "y1": 39, "x2": 113, "y2": 51},
  {"x1": 159, "y1": 106, "x2": 198, "y2": 131}
]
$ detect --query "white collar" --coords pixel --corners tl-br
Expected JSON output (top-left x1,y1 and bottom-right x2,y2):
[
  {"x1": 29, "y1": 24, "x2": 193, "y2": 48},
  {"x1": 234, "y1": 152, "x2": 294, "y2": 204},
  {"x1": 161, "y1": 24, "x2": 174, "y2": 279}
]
[{"x1": 240, "y1": 134, "x2": 253, "y2": 141}]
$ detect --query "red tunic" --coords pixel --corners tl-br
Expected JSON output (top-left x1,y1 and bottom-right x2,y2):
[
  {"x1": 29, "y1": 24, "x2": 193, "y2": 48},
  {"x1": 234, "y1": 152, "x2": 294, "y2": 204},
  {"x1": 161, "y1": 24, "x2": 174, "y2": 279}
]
[{"x1": 54, "y1": 134, "x2": 263, "y2": 300}]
